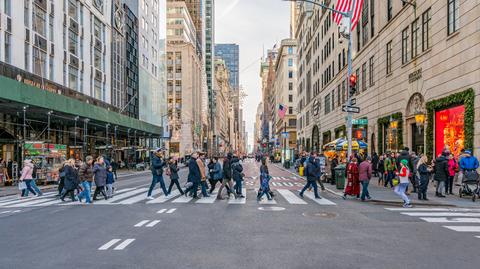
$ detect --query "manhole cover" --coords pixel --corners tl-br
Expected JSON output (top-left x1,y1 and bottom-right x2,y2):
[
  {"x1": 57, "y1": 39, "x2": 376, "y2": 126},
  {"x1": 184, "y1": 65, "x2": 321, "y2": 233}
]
[
  {"x1": 303, "y1": 212, "x2": 337, "y2": 218},
  {"x1": 258, "y1": 206, "x2": 286, "y2": 211}
]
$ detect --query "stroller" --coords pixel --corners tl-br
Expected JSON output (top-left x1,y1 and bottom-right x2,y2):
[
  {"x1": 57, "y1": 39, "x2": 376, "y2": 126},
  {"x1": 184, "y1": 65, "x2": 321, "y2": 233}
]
[{"x1": 459, "y1": 170, "x2": 480, "y2": 202}]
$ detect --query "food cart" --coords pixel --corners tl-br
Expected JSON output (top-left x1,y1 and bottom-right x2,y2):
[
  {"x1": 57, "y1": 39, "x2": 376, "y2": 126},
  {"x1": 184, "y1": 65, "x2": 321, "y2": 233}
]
[
  {"x1": 25, "y1": 142, "x2": 67, "y2": 185},
  {"x1": 322, "y1": 137, "x2": 368, "y2": 163}
]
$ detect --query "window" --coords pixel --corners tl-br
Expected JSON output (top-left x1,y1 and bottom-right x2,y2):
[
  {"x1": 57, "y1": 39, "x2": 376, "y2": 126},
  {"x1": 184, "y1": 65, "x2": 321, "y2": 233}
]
[
  {"x1": 68, "y1": 0, "x2": 78, "y2": 20},
  {"x1": 325, "y1": 94, "x2": 331, "y2": 114},
  {"x1": 288, "y1": 107, "x2": 293, "y2": 114},
  {"x1": 288, "y1": 58, "x2": 293, "y2": 67},
  {"x1": 33, "y1": 3, "x2": 47, "y2": 37},
  {"x1": 342, "y1": 80, "x2": 346, "y2": 104},
  {"x1": 49, "y1": 55, "x2": 54, "y2": 80},
  {"x1": 288, "y1": 47, "x2": 293, "y2": 54},
  {"x1": 24, "y1": 0, "x2": 29, "y2": 27},
  {"x1": 94, "y1": 48, "x2": 102, "y2": 69},
  {"x1": 355, "y1": 69, "x2": 360, "y2": 95},
  {"x1": 356, "y1": 25, "x2": 361, "y2": 51},
  {"x1": 94, "y1": 79, "x2": 102, "y2": 100},
  {"x1": 288, "y1": 94, "x2": 293, "y2": 102},
  {"x1": 4, "y1": 33, "x2": 11, "y2": 63},
  {"x1": 411, "y1": 19, "x2": 420, "y2": 59},
  {"x1": 68, "y1": 65, "x2": 78, "y2": 90},
  {"x1": 288, "y1": 82, "x2": 293, "y2": 91},
  {"x1": 4, "y1": 0, "x2": 11, "y2": 16},
  {"x1": 49, "y1": 15, "x2": 54, "y2": 41},
  {"x1": 370, "y1": 0, "x2": 375, "y2": 38},
  {"x1": 387, "y1": 0, "x2": 392, "y2": 21},
  {"x1": 337, "y1": 85, "x2": 341, "y2": 107},
  {"x1": 288, "y1": 71, "x2": 293, "y2": 78},
  {"x1": 362, "y1": 0, "x2": 369, "y2": 46},
  {"x1": 386, "y1": 41, "x2": 392, "y2": 74},
  {"x1": 362, "y1": 62, "x2": 367, "y2": 91},
  {"x1": 25, "y1": 43, "x2": 30, "y2": 70},
  {"x1": 288, "y1": 119, "x2": 297, "y2": 127},
  {"x1": 331, "y1": 90, "x2": 335, "y2": 110},
  {"x1": 369, "y1": 56, "x2": 374, "y2": 86},
  {"x1": 422, "y1": 8, "x2": 432, "y2": 51},
  {"x1": 33, "y1": 46, "x2": 46, "y2": 77},
  {"x1": 402, "y1": 27, "x2": 409, "y2": 64},
  {"x1": 68, "y1": 30, "x2": 78, "y2": 55},
  {"x1": 448, "y1": 0, "x2": 460, "y2": 35}
]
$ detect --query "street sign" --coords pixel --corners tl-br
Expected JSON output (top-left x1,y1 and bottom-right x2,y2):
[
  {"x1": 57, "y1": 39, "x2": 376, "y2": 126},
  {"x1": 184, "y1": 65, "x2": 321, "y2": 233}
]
[
  {"x1": 352, "y1": 118, "x2": 368, "y2": 125},
  {"x1": 282, "y1": 132, "x2": 289, "y2": 138},
  {"x1": 342, "y1": 105, "x2": 360, "y2": 114},
  {"x1": 351, "y1": 98, "x2": 357, "y2": 105}
]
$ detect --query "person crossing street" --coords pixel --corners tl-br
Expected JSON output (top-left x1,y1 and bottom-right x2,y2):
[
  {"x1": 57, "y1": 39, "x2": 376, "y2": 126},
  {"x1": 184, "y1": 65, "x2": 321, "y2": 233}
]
[
  {"x1": 299, "y1": 152, "x2": 321, "y2": 199},
  {"x1": 147, "y1": 149, "x2": 168, "y2": 199}
]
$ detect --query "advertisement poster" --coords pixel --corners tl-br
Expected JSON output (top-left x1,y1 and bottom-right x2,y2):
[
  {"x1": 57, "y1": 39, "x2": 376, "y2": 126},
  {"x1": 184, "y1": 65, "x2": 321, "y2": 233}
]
[{"x1": 435, "y1": 105, "x2": 465, "y2": 157}]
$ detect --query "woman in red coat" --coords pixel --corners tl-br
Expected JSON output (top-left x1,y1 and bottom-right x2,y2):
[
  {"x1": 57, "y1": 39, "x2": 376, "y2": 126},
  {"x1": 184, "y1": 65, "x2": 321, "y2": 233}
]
[{"x1": 343, "y1": 157, "x2": 360, "y2": 199}]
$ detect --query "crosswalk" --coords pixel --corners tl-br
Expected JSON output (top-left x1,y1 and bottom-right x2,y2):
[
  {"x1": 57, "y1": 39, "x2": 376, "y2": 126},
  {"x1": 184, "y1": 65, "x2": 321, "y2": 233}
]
[
  {"x1": 385, "y1": 207, "x2": 480, "y2": 239},
  {"x1": 0, "y1": 186, "x2": 336, "y2": 208}
]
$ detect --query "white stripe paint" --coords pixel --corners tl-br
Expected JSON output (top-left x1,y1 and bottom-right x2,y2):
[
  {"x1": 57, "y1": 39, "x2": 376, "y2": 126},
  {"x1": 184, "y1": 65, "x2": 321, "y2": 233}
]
[
  {"x1": 147, "y1": 190, "x2": 180, "y2": 204},
  {"x1": 476, "y1": 236, "x2": 480, "y2": 239},
  {"x1": 134, "y1": 220, "x2": 150, "y2": 227},
  {"x1": 157, "y1": 209, "x2": 167, "y2": 214},
  {"x1": 303, "y1": 191, "x2": 336, "y2": 205},
  {"x1": 401, "y1": 212, "x2": 480, "y2": 217},
  {"x1": 443, "y1": 226, "x2": 480, "y2": 232},
  {"x1": 259, "y1": 198, "x2": 277, "y2": 204},
  {"x1": 277, "y1": 189, "x2": 307, "y2": 204},
  {"x1": 7, "y1": 198, "x2": 58, "y2": 207},
  {"x1": 172, "y1": 195, "x2": 193, "y2": 203},
  {"x1": 385, "y1": 208, "x2": 480, "y2": 212},
  {"x1": 113, "y1": 239, "x2": 135, "y2": 250},
  {"x1": 31, "y1": 199, "x2": 64, "y2": 206},
  {"x1": 284, "y1": 182, "x2": 294, "y2": 187},
  {"x1": 166, "y1": 208, "x2": 176, "y2": 214},
  {"x1": 195, "y1": 193, "x2": 218, "y2": 204},
  {"x1": 420, "y1": 217, "x2": 480, "y2": 223},
  {"x1": 98, "y1": 239, "x2": 121, "y2": 250},
  {"x1": 0, "y1": 210, "x2": 11, "y2": 214},
  {"x1": 145, "y1": 220, "x2": 161, "y2": 227},
  {"x1": 95, "y1": 188, "x2": 148, "y2": 204},
  {"x1": 271, "y1": 182, "x2": 279, "y2": 187},
  {"x1": 0, "y1": 193, "x2": 56, "y2": 207},
  {"x1": 228, "y1": 188, "x2": 246, "y2": 204}
]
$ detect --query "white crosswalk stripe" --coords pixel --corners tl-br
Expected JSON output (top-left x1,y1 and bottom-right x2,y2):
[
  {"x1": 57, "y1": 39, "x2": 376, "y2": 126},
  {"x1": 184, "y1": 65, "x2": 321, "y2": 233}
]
[
  {"x1": 95, "y1": 188, "x2": 148, "y2": 204},
  {"x1": 195, "y1": 192, "x2": 218, "y2": 204},
  {"x1": 228, "y1": 188, "x2": 247, "y2": 204},
  {"x1": 146, "y1": 190, "x2": 181, "y2": 204},
  {"x1": 277, "y1": 189, "x2": 307, "y2": 204},
  {"x1": 385, "y1": 207, "x2": 480, "y2": 239},
  {"x1": 302, "y1": 191, "x2": 336, "y2": 205}
]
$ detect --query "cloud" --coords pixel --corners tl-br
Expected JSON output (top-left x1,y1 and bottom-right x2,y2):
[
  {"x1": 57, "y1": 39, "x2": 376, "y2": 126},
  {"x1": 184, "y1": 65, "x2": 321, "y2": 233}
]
[{"x1": 217, "y1": 0, "x2": 241, "y2": 20}]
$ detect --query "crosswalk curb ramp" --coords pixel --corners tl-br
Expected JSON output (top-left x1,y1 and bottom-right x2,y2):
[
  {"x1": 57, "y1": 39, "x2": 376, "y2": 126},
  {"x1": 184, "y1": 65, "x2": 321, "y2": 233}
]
[
  {"x1": 385, "y1": 207, "x2": 480, "y2": 239},
  {"x1": 0, "y1": 187, "x2": 337, "y2": 207}
]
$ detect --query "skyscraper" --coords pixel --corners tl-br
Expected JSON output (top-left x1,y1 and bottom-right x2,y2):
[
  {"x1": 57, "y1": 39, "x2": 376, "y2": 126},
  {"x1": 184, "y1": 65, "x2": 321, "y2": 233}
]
[{"x1": 214, "y1": 44, "x2": 239, "y2": 90}]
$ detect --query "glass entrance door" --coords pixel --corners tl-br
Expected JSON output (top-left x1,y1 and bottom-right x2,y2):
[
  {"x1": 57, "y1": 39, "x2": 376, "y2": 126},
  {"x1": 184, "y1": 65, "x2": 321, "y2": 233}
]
[{"x1": 411, "y1": 123, "x2": 425, "y2": 154}]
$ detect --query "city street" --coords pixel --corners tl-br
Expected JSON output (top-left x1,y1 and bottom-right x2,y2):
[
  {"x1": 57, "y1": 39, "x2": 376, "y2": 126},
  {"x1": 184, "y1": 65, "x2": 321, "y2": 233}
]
[{"x1": 1, "y1": 159, "x2": 479, "y2": 269}]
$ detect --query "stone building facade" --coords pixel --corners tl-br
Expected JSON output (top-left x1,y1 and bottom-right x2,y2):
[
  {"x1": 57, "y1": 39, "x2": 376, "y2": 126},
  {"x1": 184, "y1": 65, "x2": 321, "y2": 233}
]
[{"x1": 295, "y1": 0, "x2": 480, "y2": 158}]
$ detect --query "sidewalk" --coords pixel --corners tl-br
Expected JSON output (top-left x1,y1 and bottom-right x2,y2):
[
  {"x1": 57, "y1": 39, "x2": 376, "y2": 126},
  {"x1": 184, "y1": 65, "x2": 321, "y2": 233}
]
[
  {"x1": 273, "y1": 163, "x2": 480, "y2": 208},
  {"x1": 0, "y1": 169, "x2": 150, "y2": 198}
]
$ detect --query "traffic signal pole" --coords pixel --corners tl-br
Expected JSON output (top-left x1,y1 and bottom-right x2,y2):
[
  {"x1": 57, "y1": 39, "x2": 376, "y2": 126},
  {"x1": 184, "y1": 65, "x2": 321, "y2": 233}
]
[{"x1": 346, "y1": 0, "x2": 356, "y2": 160}]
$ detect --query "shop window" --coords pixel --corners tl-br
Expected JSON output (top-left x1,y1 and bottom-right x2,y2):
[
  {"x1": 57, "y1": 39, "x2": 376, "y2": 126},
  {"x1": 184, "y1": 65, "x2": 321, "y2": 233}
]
[{"x1": 435, "y1": 105, "x2": 464, "y2": 157}]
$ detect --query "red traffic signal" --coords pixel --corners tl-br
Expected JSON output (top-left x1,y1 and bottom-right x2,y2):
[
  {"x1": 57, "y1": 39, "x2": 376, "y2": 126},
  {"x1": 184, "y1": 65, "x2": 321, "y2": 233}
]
[{"x1": 349, "y1": 74, "x2": 357, "y2": 86}]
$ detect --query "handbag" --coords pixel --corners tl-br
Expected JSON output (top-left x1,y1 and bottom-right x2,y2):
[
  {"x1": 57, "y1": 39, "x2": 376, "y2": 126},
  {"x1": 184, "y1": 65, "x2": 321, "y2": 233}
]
[
  {"x1": 18, "y1": 181, "x2": 27, "y2": 190},
  {"x1": 392, "y1": 177, "x2": 400, "y2": 186}
]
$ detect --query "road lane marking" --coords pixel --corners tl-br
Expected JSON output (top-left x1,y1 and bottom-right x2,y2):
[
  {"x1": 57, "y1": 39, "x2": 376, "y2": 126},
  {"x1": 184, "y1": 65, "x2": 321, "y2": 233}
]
[
  {"x1": 157, "y1": 209, "x2": 167, "y2": 214},
  {"x1": 6, "y1": 197, "x2": 58, "y2": 207},
  {"x1": 31, "y1": 199, "x2": 64, "y2": 206},
  {"x1": 228, "y1": 188, "x2": 246, "y2": 204},
  {"x1": 172, "y1": 195, "x2": 193, "y2": 203},
  {"x1": 147, "y1": 190, "x2": 180, "y2": 204},
  {"x1": 277, "y1": 189, "x2": 307, "y2": 204},
  {"x1": 145, "y1": 220, "x2": 161, "y2": 227},
  {"x1": 259, "y1": 198, "x2": 277, "y2": 204},
  {"x1": 401, "y1": 212, "x2": 480, "y2": 217},
  {"x1": 166, "y1": 208, "x2": 176, "y2": 213},
  {"x1": 0, "y1": 193, "x2": 56, "y2": 207},
  {"x1": 98, "y1": 239, "x2": 122, "y2": 250},
  {"x1": 113, "y1": 239, "x2": 135, "y2": 250},
  {"x1": 134, "y1": 220, "x2": 150, "y2": 227},
  {"x1": 195, "y1": 193, "x2": 218, "y2": 204},
  {"x1": 443, "y1": 226, "x2": 480, "y2": 232},
  {"x1": 420, "y1": 217, "x2": 480, "y2": 223},
  {"x1": 385, "y1": 208, "x2": 480, "y2": 212},
  {"x1": 95, "y1": 188, "x2": 148, "y2": 204},
  {"x1": 303, "y1": 191, "x2": 336, "y2": 205}
]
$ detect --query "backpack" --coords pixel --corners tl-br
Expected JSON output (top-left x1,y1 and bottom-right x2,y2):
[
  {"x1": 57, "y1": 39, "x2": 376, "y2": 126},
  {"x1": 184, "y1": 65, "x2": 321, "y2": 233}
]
[{"x1": 32, "y1": 165, "x2": 38, "y2": 178}]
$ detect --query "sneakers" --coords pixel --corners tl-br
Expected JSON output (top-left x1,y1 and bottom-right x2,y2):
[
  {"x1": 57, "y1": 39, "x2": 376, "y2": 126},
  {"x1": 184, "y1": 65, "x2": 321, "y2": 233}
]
[
  {"x1": 403, "y1": 203, "x2": 413, "y2": 208},
  {"x1": 299, "y1": 192, "x2": 304, "y2": 198},
  {"x1": 147, "y1": 196, "x2": 154, "y2": 200}
]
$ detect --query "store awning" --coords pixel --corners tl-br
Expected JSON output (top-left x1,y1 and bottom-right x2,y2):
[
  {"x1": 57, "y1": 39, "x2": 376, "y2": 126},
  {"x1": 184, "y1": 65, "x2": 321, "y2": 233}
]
[{"x1": 0, "y1": 75, "x2": 161, "y2": 135}]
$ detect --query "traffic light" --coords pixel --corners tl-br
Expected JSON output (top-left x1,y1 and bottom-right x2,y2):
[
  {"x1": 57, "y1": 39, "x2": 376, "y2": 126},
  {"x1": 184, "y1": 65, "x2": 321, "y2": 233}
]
[{"x1": 349, "y1": 74, "x2": 357, "y2": 96}]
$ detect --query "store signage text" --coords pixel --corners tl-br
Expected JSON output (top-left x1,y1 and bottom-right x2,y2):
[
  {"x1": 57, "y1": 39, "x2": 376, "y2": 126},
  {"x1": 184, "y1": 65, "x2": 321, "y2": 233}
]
[
  {"x1": 409, "y1": 68, "x2": 422, "y2": 83},
  {"x1": 352, "y1": 118, "x2": 368, "y2": 125}
]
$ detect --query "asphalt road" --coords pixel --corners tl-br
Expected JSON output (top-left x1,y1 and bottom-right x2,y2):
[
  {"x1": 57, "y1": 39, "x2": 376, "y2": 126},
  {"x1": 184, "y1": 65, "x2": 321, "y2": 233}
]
[{"x1": 1, "y1": 158, "x2": 479, "y2": 269}]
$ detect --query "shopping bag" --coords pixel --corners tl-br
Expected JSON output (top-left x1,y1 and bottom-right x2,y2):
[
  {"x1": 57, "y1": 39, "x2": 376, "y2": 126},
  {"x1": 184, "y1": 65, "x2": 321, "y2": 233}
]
[
  {"x1": 18, "y1": 181, "x2": 27, "y2": 190},
  {"x1": 392, "y1": 178, "x2": 400, "y2": 186}
]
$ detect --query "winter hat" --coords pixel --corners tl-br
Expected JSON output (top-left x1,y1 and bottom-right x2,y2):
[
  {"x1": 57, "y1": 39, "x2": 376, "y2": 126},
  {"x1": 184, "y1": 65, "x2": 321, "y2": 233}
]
[{"x1": 400, "y1": 159, "x2": 409, "y2": 166}]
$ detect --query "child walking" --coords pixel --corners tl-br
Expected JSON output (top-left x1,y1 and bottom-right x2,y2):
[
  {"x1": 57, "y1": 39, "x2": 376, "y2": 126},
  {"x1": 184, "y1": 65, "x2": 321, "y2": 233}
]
[
  {"x1": 106, "y1": 166, "x2": 115, "y2": 198},
  {"x1": 394, "y1": 159, "x2": 412, "y2": 208}
]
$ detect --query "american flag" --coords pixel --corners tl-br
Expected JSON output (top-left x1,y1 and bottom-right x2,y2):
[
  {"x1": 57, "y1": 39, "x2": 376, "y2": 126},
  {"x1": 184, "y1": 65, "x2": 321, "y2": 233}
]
[
  {"x1": 278, "y1": 104, "x2": 287, "y2": 120},
  {"x1": 333, "y1": 0, "x2": 364, "y2": 31}
]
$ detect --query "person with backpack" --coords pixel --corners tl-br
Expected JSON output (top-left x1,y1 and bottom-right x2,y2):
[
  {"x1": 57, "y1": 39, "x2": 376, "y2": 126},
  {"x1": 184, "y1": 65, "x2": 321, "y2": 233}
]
[
  {"x1": 299, "y1": 152, "x2": 321, "y2": 199},
  {"x1": 167, "y1": 158, "x2": 184, "y2": 195},
  {"x1": 395, "y1": 159, "x2": 412, "y2": 208},
  {"x1": 92, "y1": 157, "x2": 108, "y2": 201},
  {"x1": 257, "y1": 158, "x2": 272, "y2": 201}
]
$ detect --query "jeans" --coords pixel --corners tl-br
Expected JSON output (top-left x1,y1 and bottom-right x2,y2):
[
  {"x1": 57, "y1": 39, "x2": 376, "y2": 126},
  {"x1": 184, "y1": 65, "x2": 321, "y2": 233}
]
[
  {"x1": 445, "y1": 176, "x2": 454, "y2": 194},
  {"x1": 167, "y1": 178, "x2": 184, "y2": 195},
  {"x1": 436, "y1": 181, "x2": 445, "y2": 195},
  {"x1": 394, "y1": 182, "x2": 410, "y2": 204},
  {"x1": 78, "y1": 181, "x2": 92, "y2": 203},
  {"x1": 300, "y1": 181, "x2": 320, "y2": 198},
  {"x1": 217, "y1": 179, "x2": 233, "y2": 198},
  {"x1": 188, "y1": 182, "x2": 199, "y2": 198},
  {"x1": 22, "y1": 179, "x2": 42, "y2": 197},
  {"x1": 147, "y1": 174, "x2": 168, "y2": 197},
  {"x1": 385, "y1": 171, "x2": 395, "y2": 188},
  {"x1": 418, "y1": 177, "x2": 429, "y2": 199},
  {"x1": 360, "y1": 181, "x2": 370, "y2": 200},
  {"x1": 21, "y1": 180, "x2": 37, "y2": 196},
  {"x1": 93, "y1": 186, "x2": 107, "y2": 200},
  {"x1": 61, "y1": 189, "x2": 76, "y2": 201},
  {"x1": 234, "y1": 179, "x2": 243, "y2": 195},
  {"x1": 201, "y1": 181, "x2": 209, "y2": 196},
  {"x1": 257, "y1": 189, "x2": 272, "y2": 200},
  {"x1": 106, "y1": 183, "x2": 113, "y2": 197}
]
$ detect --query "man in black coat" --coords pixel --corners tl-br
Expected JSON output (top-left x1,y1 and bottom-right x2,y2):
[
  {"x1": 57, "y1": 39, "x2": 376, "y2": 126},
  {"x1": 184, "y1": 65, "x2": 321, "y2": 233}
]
[
  {"x1": 185, "y1": 152, "x2": 201, "y2": 198},
  {"x1": 299, "y1": 153, "x2": 321, "y2": 199},
  {"x1": 231, "y1": 156, "x2": 245, "y2": 198},
  {"x1": 434, "y1": 153, "x2": 449, "y2": 197}
]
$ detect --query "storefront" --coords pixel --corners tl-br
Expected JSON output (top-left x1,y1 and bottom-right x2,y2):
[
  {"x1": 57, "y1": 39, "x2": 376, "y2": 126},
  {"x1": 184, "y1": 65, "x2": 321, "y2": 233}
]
[
  {"x1": 377, "y1": 112, "x2": 403, "y2": 154},
  {"x1": 426, "y1": 89, "x2": 474, "y2": 159},
  {"x1": 25, "y1": 142, "x2": 67, "y2": 184}
]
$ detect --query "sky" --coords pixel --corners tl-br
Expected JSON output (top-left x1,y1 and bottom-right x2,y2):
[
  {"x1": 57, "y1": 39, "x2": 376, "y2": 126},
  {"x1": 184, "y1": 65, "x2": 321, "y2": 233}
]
[{"x1": 215, "y1": 0, "x2": 291, "y2": 152}]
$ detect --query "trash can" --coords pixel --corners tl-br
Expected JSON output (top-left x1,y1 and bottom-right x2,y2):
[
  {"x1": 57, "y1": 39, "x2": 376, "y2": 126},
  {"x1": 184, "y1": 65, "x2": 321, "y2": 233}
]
[
  {"x1": 299, "y1": 166, "x2": 304, "y2": 177},
  {"x1": 335, "y1": 164, "x2": 346, "y2": 190}
]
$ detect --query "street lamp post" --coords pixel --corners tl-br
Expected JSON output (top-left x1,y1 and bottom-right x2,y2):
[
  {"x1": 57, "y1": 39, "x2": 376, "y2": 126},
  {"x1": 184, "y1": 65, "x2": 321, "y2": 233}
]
[
  {"x1": 105, "y1": 123, "x2": 110, "y2": 158},
  {"x1": 22, "y1": 106, "x2": 28, "y2": 162},
  {"x1": 47, "y1": 111, "x2": 53, "y2": 153},
  {"x1": 74, "y1": 116, "x2": 79, "y2": 158},
  {"x1": 83, "y1": 118, "x2": 89, "y2": 160},
  {"x1": 284, "y1": 0, "x2": 354, "y2": 159}
]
